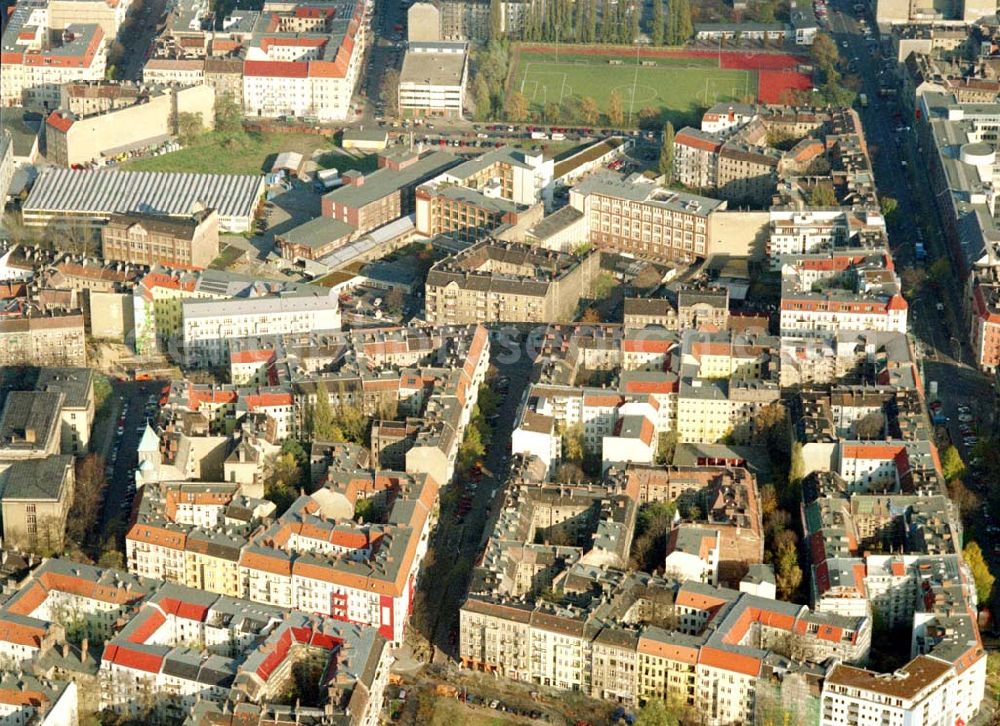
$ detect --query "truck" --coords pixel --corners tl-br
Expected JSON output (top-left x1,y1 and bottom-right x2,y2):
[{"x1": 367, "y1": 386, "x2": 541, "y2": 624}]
[
  {"x1": 530, "y1": 131, "x2": 547, "y2": 140},
  {"x1": 915, "y1": 242, "x2": 927, "y2": 262},
  {"x1": 859, "y1": 93, "x2": 868, "y2": 107},
  {"x1": 314, "y1": 168, "x2": 342, "y2": 191}
]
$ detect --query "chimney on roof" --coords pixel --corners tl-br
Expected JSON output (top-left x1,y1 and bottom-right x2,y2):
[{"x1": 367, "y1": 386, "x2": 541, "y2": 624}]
[{"x1": 343, "y1": 170, "x2": 364, "y2": 186}]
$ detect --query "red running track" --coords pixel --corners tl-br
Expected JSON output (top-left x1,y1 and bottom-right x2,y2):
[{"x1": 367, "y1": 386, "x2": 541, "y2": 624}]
[{"x1": 516, "y1": 45, "x2": 814, "y2": 102}]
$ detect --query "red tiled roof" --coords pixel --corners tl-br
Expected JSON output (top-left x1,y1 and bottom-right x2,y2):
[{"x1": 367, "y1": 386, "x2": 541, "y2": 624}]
[
  {"x1": 244, "y1": 60, "x2": 309, "y2": 78},
  {"x1": 105, "y1": 643, "x2": 163, "y2": 673},
  {"x1": 675, "y1": 131, "x2": 722, "y2": 153},
  {"x1": 231, "y1": 349, "x2": 275, "y2": 364},
  {"x1": 157, "y1": 596, "x2": 210, "y2": 622},
  {"x1": 699, "y1": 646, "x2": 761, "y2": 677},
  {"x1": 46, "y1": 111, "x2": 73, "y2": 133}
]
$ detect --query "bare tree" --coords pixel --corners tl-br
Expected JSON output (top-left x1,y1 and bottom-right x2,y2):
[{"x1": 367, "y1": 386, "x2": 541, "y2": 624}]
[{"x1": 854, "y1": 411, "x2": 885, "y2": 440}]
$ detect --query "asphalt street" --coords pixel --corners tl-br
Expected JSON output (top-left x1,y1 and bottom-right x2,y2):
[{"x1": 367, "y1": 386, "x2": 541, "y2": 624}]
[
  {"x1": 416, "y1": 330, "x2": 535, "y2": 664},
  {"x1": 119, "y1": 0, "x2": 169, "y2": 81},
  {"x1": 828, "y1": 2, "x2": 993, "y2": 458},
  {"x1": 98, "y1": 382, "x2": 162, "y2": 533}
]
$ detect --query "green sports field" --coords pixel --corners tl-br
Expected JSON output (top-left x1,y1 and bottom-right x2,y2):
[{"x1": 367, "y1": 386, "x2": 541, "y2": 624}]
[{"x1": 514, "y1": 50, "x2": 757, "y2": 126}]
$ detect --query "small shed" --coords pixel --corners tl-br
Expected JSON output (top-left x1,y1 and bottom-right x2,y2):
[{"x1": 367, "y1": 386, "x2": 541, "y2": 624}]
[
  {"x1": 271, "y1": 151, "x2": 304, "y2": 175},
  {"x1": 342, "y1": 127, "x2": 389, "y2": 152}
]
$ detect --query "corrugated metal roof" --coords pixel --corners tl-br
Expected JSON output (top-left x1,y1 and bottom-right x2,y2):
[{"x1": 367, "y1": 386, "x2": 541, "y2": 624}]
[{"x1": 24, "y1": 168, "x2": 262, "y2": 221}]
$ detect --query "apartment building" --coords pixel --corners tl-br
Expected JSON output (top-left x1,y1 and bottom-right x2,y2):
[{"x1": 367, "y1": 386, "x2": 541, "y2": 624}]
[
  {"x1": 461, "y1": 469, "x2": 868, "y2": 726},
  {"x1": 717, "y1": 143, "x2": 780, "y2": 207},
  {"x1": 675, "y1": 330, "x2": 781, "y2": 444},
  {"x1": 181, "y1": 291, "x2": 341, "y2": 366},
  {"x1": 424, "y1": 241, "x2": 599, "y2": 324},
  {"x1": 674, "y1": 104, "x2": 875, "y2": 212},
  {"x1": 970, "y1": 266, "x2": 1000, "y2": 372},
  {"x1": 238, "y1": 475, "x2": 436, "y2": 646},
  {"x1": 130, "y1": 326, "x2": 489, "y2": 648},
  {"x1": 142, "y1": 59, "x2": 206, "y2": 85},
  {"x1": 125, "y1": 481, "x2": 274, "y2": 596},
  {"x1": 623, "y1": 298, "x2": 678, "y2": 329},
  {"x1": 0, "y1": 314, "x2": 87, "y2": 367},
  {"x1": 45, "y1": 84, "x2": 215, "y2": 167},
  {"x1": 509, "y1": 326, "x2": 680, "y2": 463},
  {"x1": 677, "y1": 286, "x2": 729, "y2": 330},
  {"x1": 768, "y1": 208, "x2": 888, "y2": 264},
  {"x1": 799, "y1": 465, "x2": 985, "y2": 725},
  {"x1": 0, "y1": 677, "x2": 77, "y2": 725},
  {"x1": 569, "y1": 172, "x2": 724, "y2": 263},
  {"x1": 821, "y1": 656, "x2": 981, "y2": 726},
  {"x1": 779, "y1": 253, "x2": 908, "y2": 337},
  {"x1": 101, "y1": 209, "x2": 220, "y2": 270},
  {"x1": 1, "y1": 8, "x2": 107, "y2": 111},
  {"x1": 34, "y1": 367, "x2": 95, "y2": 456},
  {"x1": 623, "y1": 464, "x2": 763, "y2": 586},
  {"x1": 0, "y1": 558, "x2": 389, "y2": 725},
  {"x1": 672, "y1": 127, "x2": 722, "y2": 191},
  {"x1": 602, "y1": 405, "x2": 658, "y2": 473},
  {"x1": 241, "y1": 0, "x2": 368, "y2": 121},
  {"x1": 321, "y1": 150, "x2": 459, "y2": 234}
]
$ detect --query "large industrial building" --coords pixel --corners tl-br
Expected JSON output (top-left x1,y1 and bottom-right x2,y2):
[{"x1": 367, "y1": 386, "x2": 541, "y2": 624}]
[{"x1": 22, "y1": 168, "x2": 264, "y2": 233}]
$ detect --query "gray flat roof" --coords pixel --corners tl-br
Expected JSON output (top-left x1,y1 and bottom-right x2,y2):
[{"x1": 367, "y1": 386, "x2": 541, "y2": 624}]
[
  {"x1": 527, "y1": 206, "x2": 583, "y2": 240},
  {"x1": 35, "y1": 368, "x2": 93, "y2": 409},
  {"x1": 0, "y1": 456, "x2": 73, "y2": 501},
  {"x1": 574, "y1": 172, "x2": 724, "y2": 216},
  {"x1": 24, "y1": 168, "x2": 262, "y2": 220},
  {"x1": 278, "y1": 216, "x2": 355, "y2": 249},
  {"x1": 400, "y1": 49, "x2": 466, "y2": 87},
  {"x1": 183, "y1": 290, "x2": 339, "y2": 319},
  {"x1": 323, "y1": 151, "x2": 458, "y2": 210},
  {"x1": 342, "y1": 128, "x2": 389, "y2": 142},
  {"x1": 0, "y1": 391, "x2": 64, "y2": 453},
  {"x1": 0, "y1": 108, "x2": 41, "y2": 159}
]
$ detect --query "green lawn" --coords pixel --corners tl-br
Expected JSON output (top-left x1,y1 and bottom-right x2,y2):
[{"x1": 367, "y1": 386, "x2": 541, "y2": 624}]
[
  {"x1": 122, "y1": 131, "x2": 337, "y2": 175},
  {"x1": 428, "y1": 698, "x2": 528, "y2": 726},
  {"x1": 515, "y1": 51, "x2": 756, "y2": 127}
]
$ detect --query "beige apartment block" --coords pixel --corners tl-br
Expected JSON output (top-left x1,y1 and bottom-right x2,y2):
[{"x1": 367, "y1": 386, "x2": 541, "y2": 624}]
[
  {"x1": 424, "y1": 241, "x2": 599, "y2": 325},
  {"x1": 101, "y1": 209, "x2": 219, "y2": 270}
]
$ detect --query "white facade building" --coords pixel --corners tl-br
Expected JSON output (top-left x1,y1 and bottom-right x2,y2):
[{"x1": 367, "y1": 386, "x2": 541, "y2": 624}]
[{"x1": 182, "y1": 293, "x2": 341, "y2": 366}]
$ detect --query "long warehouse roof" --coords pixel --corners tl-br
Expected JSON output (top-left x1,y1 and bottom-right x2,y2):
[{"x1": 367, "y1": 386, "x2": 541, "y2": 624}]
[{"x1": 24, "y1": 168, "x2": 263, "y2": 220}]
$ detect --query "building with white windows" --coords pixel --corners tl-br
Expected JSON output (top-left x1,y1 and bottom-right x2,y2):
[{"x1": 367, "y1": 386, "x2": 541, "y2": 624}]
[
  {"x1": 1, "y1": 4, "x2": 108, "y2": 111},
  {"x1": 398, "y1": 41, "x2": 468, "y2": 118},
  {"x1": 820, "y1": 656, "x2": 981, "y2": 726},
  {"x1": 768, "y1": 208, "x2": 888, "y2": 265},
  {"x1": 779, "y1": 252, "x2": 908, "y2": 336},
  {"x1": 181, "y1": 291, "x2": 341, "y2": 367},
  {"x1": 0, "y1": 558, "x2": 389, "y2": 725},
  {"x1": 568, "y1": 172, "x2": 725, "y2": 263},
  {"x1": 241, "y1": 0, "x2": 368, "y2": 121}
]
